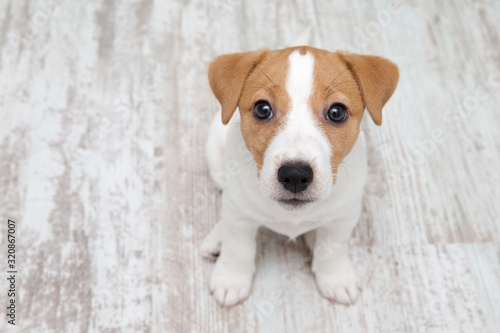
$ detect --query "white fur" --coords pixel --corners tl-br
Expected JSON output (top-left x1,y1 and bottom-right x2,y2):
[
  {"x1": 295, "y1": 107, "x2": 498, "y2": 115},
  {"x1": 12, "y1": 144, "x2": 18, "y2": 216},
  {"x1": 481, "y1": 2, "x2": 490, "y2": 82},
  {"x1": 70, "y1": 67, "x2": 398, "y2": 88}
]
[
  {"x1": 202, "y1": 51, "x2": 368, "y2": 306},
  {"x1": 204, "y1": 113, "x2": 229, "y2": 189}
]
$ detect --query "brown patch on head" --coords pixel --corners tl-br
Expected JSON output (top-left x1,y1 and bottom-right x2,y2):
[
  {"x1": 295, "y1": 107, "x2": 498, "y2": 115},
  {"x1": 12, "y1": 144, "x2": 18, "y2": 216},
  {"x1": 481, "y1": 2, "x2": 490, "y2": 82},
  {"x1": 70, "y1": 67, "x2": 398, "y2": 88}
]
[
  {"x1": 297, "y1": 47, "x2": 308, "y2": 55},
  {"x1": 337, "y1": 52, "x2": 399, "y2": 126},
  {"x1": 306, "y1": 49, "x2": 366, "y2": 180},
  {"x1": 208, "y1": 49, "x2": 269, "y2": 124},
  {"x1": 306, "y1": 48, "x2": 398, "y2": 181},
  {"x1": 209, "y1": 48, "x2": 300, "y2": 174},
  {"x1": 237, "y1": 49, "x2": 295, "y2": 171}
]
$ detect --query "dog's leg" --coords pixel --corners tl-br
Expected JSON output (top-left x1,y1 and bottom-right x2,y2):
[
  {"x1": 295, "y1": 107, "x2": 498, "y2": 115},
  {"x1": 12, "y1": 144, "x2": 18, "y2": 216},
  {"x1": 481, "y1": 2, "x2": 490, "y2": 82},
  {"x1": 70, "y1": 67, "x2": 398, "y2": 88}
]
[
  {"x1": 303, "y1": 230, "x2": 316, "y2": 253},
  {"x1": 209, "y1": 221, "x2": 258, "y2": 306},
  {"x1": 201, "y1": 222, "x2": 223, "y2": 259},
  {"x1": 312, "y1": 206, "x2": 361, "y2": 305}
]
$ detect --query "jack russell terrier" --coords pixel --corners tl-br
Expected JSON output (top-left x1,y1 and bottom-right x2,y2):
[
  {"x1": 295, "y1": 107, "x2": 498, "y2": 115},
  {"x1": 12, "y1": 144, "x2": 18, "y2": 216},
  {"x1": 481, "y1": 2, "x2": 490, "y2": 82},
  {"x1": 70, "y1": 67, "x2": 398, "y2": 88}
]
[{"x1": 201, "y1": 46, "x2": 399, "y2": 307}]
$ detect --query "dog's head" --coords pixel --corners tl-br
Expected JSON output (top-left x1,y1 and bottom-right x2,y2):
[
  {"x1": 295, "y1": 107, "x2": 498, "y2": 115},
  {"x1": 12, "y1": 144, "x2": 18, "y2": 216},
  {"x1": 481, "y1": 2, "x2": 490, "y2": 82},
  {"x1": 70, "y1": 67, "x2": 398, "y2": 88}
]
[{"x1": 208, "y1": 47, "x2": 398, "y2": 209}]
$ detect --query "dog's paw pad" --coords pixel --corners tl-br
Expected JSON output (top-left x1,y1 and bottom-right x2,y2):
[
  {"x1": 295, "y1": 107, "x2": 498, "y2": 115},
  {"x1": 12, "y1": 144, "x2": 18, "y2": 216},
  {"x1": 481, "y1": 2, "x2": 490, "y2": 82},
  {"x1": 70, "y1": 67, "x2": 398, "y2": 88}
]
[
  {"x1": 209, "y1": 270, "x2": 253, "y2": 307},
  {"x1": 315, "y1": 269, "x2": 361, "y2": 305}
]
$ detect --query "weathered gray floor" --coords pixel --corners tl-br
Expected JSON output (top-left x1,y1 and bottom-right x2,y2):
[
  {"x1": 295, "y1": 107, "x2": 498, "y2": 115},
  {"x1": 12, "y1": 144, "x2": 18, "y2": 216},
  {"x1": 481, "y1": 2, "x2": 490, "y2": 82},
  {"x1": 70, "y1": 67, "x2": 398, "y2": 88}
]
[{"x1": 0, "y1": 0, "x2": 499, "y2": 332}]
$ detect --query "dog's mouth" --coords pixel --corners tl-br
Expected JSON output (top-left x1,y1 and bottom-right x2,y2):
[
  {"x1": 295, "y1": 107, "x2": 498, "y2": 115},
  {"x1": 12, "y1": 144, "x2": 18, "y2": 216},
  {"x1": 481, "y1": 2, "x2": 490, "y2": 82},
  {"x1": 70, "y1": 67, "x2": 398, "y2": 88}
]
[{"x1": 278, "y1": 198, "x2": 312, "y2": 208}]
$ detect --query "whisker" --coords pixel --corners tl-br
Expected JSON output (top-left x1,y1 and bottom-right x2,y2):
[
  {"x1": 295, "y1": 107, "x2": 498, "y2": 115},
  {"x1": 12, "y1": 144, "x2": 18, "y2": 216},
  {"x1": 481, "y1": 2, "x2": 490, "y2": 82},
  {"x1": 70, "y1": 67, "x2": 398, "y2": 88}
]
[
  {"x1": 324, "y1": 68, "x2": 350, "y2": 92},
  {"x1": 226, "y1": 122, "x2": 241, "y2": 128},
  {"x1": 331, "y1": 162, "x2": 350, "y2": 185},
  {"x1": 330, "y1": 79, "x2": 357, "y2": 88},
  {"x1": 340, "y1": 163, "x2": 349, "y2": 179},
  {"x1": 360, "y1": 127, "x2": 374, "y2": 145},
  {"x1": 246, "y1": 82, "x2": 274, "y2": 89},
  {"x1": 325, "y1": 79, "x2": 358, "y2": 98},
  {"x1": 255, "y1": 66, "x2": 277, "y2": 87},
  {"x1": 245, "y1": 83, "x2": 276, "y2": 97}
]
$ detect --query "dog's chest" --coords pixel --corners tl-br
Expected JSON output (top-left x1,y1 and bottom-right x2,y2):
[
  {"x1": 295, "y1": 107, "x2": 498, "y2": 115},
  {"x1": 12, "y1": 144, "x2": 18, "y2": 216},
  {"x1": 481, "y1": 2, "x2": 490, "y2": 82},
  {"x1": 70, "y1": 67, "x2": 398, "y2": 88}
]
[{"x1": 262, "y1": 217, "x2": 327, "y2": 239}]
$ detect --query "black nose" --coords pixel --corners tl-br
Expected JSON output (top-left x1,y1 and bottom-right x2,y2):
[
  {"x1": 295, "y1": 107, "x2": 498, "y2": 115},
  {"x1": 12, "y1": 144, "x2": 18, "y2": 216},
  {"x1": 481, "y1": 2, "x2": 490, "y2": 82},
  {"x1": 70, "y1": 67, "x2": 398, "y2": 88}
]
[{"x1": 277, "y1": 163, "x2": 314, "y2": 193}]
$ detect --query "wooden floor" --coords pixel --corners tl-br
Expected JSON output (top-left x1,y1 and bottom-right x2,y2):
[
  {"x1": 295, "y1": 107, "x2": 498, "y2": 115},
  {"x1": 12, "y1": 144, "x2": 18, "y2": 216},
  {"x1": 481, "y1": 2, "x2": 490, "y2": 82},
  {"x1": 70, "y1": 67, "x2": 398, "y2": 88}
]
[{"x1": 1, "y1": 0, "x2": 499, "y2": 332}]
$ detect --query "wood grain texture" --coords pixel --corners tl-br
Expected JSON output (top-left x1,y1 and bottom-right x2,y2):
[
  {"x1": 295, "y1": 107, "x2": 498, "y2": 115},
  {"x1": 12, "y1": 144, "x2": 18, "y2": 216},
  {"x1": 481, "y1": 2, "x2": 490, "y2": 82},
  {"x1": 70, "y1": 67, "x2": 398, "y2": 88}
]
[{"x1": 0, "y1": 0, "x2": 499, "y2": 332}]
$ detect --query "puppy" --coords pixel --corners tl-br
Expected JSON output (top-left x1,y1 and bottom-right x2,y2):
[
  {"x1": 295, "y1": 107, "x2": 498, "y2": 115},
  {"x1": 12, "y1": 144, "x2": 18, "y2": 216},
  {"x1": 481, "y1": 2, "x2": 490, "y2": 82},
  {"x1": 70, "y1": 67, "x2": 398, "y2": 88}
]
[{"x1": 201, "y1": 46, "x2": 398, "y2": 306}]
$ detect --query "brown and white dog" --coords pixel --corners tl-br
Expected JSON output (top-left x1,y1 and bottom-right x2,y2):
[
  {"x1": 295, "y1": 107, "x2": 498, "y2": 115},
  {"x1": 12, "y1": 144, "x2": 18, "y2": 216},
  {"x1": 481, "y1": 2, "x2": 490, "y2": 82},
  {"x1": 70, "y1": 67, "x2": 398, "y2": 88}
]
[{"x1": 201, "y1": 46, "x2": 398, "y2": 306}]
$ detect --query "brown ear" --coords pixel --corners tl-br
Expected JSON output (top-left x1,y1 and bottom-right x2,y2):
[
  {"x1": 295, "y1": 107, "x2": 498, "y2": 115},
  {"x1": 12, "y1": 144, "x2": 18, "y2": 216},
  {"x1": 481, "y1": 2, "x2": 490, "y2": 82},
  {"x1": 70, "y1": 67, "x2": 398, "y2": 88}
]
[
  {"x1": 208, "y1": 49, "x2": 268, "y2": 124},
  {"x1": 338, "y1": 52, "x2": 399, "y2": 125}
]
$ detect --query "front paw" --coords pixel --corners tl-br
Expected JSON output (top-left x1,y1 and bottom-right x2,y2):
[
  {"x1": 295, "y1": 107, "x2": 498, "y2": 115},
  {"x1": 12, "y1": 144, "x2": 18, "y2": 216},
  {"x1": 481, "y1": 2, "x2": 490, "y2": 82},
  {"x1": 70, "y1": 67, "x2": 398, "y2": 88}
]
[
  {"x1": 209, "y1": 261, "x2": 254, "y2": 307},
  {"x1": 315, "y1": 265, "x2": 361, "y2": 305}
]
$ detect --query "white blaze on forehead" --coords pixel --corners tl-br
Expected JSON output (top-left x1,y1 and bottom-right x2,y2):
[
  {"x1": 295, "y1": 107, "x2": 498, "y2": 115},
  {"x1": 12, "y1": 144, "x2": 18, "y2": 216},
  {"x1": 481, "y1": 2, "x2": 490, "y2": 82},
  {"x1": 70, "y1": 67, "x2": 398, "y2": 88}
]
[
  {"x1": 287, "y1": 50, "x2": 315, "y2": 111},
  {"x1": 279, "y1": 50, "x2": 327, "y2": 157}
]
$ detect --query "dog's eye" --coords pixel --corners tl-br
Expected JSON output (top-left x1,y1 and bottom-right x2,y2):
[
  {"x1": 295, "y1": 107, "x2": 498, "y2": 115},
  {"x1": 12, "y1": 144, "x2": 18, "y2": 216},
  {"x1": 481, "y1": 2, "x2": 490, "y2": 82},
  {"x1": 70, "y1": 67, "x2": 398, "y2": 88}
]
[
  {"x1": 326, "y1": 103, "x2": 348, "y2": 123},
  {"x1": 253, "y1": 101, "x2": 273, "y2": 120}
]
